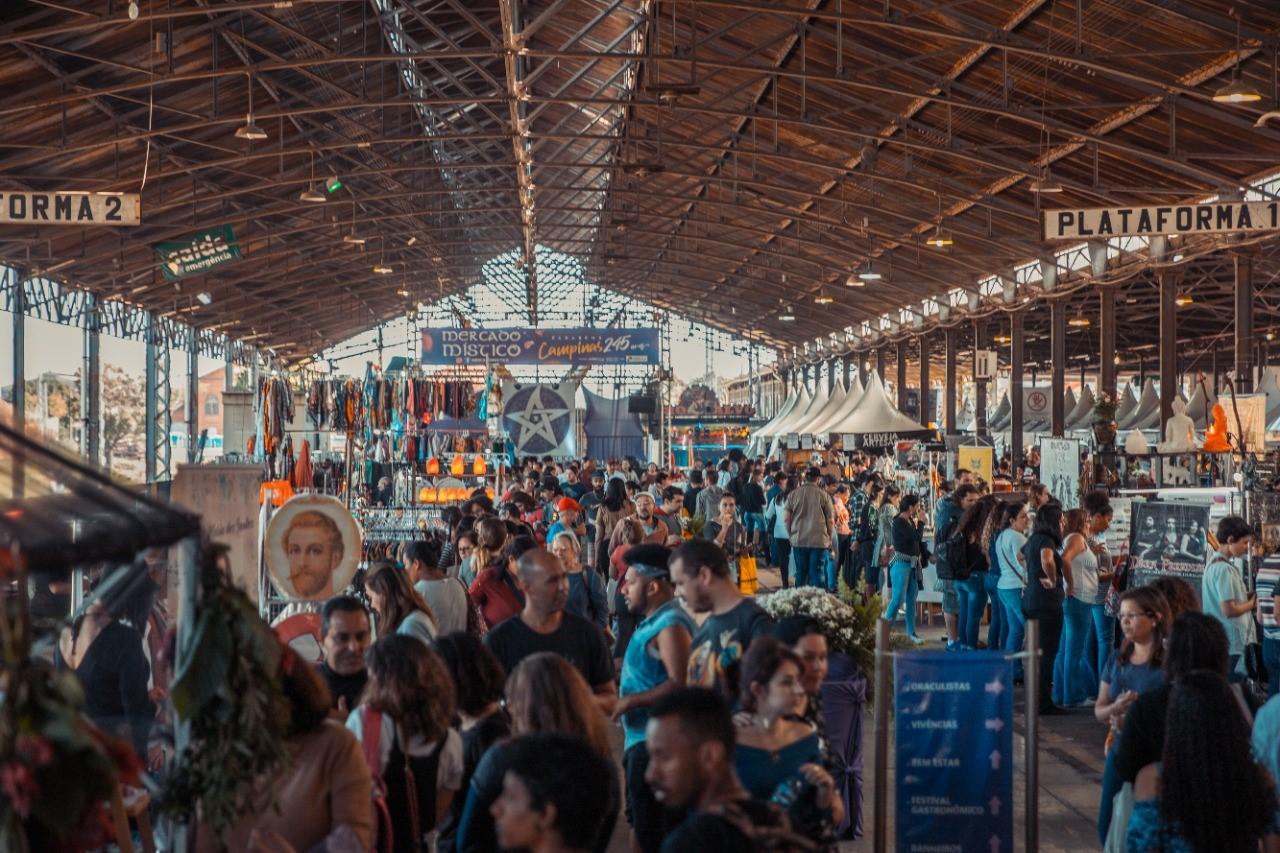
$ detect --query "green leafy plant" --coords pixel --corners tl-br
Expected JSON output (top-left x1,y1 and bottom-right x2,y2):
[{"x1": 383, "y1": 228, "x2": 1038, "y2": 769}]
[
  {"x1": 685, "y1": 513, "x2": 707, "y2": 538},
  {"x1": 159, "y1": 545, "x2": 290, "y2": 846}
]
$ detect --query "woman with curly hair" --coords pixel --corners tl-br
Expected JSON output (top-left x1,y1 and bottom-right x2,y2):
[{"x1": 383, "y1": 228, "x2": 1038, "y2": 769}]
[
  {"x1": 1127, "y1": 670, "x2": 1278, "y2": 853},
  {"x1": 456, "y1": 653, "x2": 617, "y2": 853},
  {"x1": 348, "y1": 635, "x2": 463, "y2": 852}
]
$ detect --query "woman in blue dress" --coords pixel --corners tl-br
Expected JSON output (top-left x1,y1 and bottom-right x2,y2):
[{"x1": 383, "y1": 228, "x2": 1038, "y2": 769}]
[{"x1": 733, "y1": 637, "x2": 843, "y2": 845}]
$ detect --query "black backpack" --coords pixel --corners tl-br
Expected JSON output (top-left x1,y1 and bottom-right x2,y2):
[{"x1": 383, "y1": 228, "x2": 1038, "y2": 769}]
[
  {"x1": 933, "y1": 517, "x2": 968, "y2": 580},
  {"x1": 855, "y1": 499, "x2": 877, "y2": 542}
]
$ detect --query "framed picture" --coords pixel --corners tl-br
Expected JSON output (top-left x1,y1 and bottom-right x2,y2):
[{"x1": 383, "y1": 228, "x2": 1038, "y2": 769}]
[{"x1": 265, "y1": 495, "x2": 362, "y2": 601}]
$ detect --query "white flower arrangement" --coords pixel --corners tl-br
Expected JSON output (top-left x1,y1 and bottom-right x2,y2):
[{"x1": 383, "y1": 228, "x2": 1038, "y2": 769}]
[{"x1": 759, "y1": 586, "x2": 869, "y2": 665}]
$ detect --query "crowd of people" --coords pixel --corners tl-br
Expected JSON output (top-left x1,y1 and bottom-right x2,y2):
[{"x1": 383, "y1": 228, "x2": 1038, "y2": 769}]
[{"x1": 52, "y1": 450, "x2": 1280, "y2": 853}]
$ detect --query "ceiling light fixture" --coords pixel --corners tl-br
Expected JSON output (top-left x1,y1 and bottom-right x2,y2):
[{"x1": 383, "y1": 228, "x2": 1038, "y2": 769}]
[
  {"x1": 857, "y1": 262, "x2": 882, "y2": 281},
  {"x1": 196, "y1": 291, "x2": 213, "y2": 305},
  {"x1": 814, "y1": 291, "x2": 834, "y2": 305},
  {"x1": 326, "y1": 175, "x2": 344, "y2": 194},
  {"x1": 779, "y1": 305, "x2": 796, "y2": 322},
  {"x1": 406, "y1": 236, "x2": 418, "y2": 246},
  {"x1": 1214, "y1": 14, "x2": 1263, "y2": 103},
  {"x1": 1030, "y1": 174, "x2": 1064, "y2": 193},
  {"x1": 845, "y1": 272, "x2": 864, "y2": 287},
  {"x1": 1174, "y1": 294, "x2": 1193, "y2": 306},
  {"x1": 373, "y1": 264, "x2": 393, "y2": 274},
  {"x1": 927, "y1": 227, "x2": 953, "y2": 248},
  {"x1": 234, "y1": 74, "x2": 267, "y2": 141},
  {"x1": 299, "y1": 186, "x2": 325, "y2": 203},
  {"x1": 1068, "y1": 315, "x2": 1091, "y2": 327},
  {"x1": 396, "y1": 288, "x2": 410, "y2": 297},
  {"x1": 343, "y1": 203, "x2": 365, "y2": 244},
  {"x1": 993, "y1": 335, "x2": 1012, "y2": 344}
]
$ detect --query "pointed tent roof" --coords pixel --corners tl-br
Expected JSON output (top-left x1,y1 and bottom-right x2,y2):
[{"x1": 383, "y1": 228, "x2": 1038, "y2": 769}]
[
  {"x1": 754, "y1": 388, "x2": 802, "y2": 440},
  {"x1": 807, "y1": 376, "x2": 857, "y2": 436},
  {"x1": 1114, "y1": 383, "x2": 1140, "y2": 424},
  {"x1": 988, "y1": 393, "x2": 1011, "y2": 431},
  {"x1": 795, "y1": 379, "x2": 846, "y2": 436},
  {"x1": 1118, "y1": 379, "x2": 1160, "y2": 430},
  {"x1": 812, "y1": 374, "x2": 866, "y2": 435},
  {"x1": 788, "y1": 380, "x2": 833, "y2": 436},
  {"x1": 1185, "y1": 382, "x2": 1215, "y2": 423},
  {"x1": 760, "y1": 386, "x2": 812, "y2": 439},
  {"x1": 830, "y1": 372, "x2": 934, "y2": 449},
  {"x1": 957, "y1": 396, "x2": 975, "y2": 432},
  {"x1": 1065, "y1": 385, "x2": 1097, "y2": 430},
  {"x1": 1063, "y1": 388, "x2": 1077, "y2": 420}
]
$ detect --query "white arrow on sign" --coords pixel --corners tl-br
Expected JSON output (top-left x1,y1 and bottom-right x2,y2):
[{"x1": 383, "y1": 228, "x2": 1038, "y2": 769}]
[
  {"x1": 989, "y1": 795, "x2": 1002, "y2": 816},
  {"x1": 985, "y1": 718, "x2": 1005, "y2": 732},
  {"x1": 985, "y1": 677, "x2": 1004, "y2": 696},
  {"x1": 989, "y1": 834, "x2": 1002, "y2": 853},
  {"x1": 989, "y1": 749, "x2": 1002, "y2": 770}
]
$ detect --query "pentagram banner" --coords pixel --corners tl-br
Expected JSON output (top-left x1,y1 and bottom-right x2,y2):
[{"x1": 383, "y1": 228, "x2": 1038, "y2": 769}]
[{"x1": 501, "y1": 382, "x2": 579, "y2": 458}]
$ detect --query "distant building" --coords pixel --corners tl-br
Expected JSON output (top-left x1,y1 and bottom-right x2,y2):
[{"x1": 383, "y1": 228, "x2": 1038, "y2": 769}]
[
  {"x1": 170, "y1": 367, "x2": 228, "y2": 458},
  {"x1": 720, "y1": 372, "x2": 784, "y2": 419}
]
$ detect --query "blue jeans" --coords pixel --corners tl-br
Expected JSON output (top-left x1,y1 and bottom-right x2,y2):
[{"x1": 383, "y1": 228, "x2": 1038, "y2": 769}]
[
  {"x1": 1265, "y1": 636, "x2": 1280, "y2": 697},
  {"x1": 1098, "y1": 745, "x2": 1121, "y2": 844},
  {"x1": 823, "y1": 550, "x2": 838, "y2": 591},
  {"x1": 881, "y1": 557, "x2": 919, "y2": 638},
  {"x1": 792, "y1": 546, "x2": 826, "y2": 588},
  {"x1": 1089, "y1": 603, "x2": 1115, "y2": 686},
  {"x1": 1059, "y1": 596, "x2": 1097, "y2": 705},
  {"x1": 999, "y1": 587, "x2": 1026, "y2": 680},
  {"x1": 984, "y1": 570, "x2": 1006, "y2": 650},
  {"x1": 743, "y1": 512, "x2": 768, "y2": 535},
  {"x1": 956, "y1": 573, "x2": 988, "y2": 647}
]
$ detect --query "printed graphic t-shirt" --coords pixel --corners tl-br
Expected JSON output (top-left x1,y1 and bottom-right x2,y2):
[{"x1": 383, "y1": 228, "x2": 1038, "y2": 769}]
[{"x1": 687, "y1": 599, "x2": 774, "y2": 695}]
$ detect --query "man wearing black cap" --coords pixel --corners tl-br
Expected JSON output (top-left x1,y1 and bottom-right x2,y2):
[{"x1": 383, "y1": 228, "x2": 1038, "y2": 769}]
[
  {"x1": 613, "y1": 544, "x2": 694, "y2": 853},
  {"x1": 579, "y1": 469, "x2": 607, "y2": 569}
]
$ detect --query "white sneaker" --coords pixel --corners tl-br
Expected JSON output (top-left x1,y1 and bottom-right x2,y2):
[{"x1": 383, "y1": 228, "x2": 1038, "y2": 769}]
[{"x1": 907, "y1": 634, "x2": 926, "y2": 645}]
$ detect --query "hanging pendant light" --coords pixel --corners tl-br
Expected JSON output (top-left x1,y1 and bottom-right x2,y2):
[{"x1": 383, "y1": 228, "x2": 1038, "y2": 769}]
[
  {"x1": 779, "y1": 305, "x2": 796, "y2": 321},
  {"x1": 343, "y1": 202, "x2": 365, "y2": 244},
  {"x1": 1213, "y1": 15, "x2": 1263, "y2": 103},
  {"x1": 299, "y1": 149, "x2": 325, "y2": 202},
  {"x1": 927, "y1": 227, "x2": 953, "y2": 248},
  {"x1": 234, "y1": 73, "x2": 267, "y2": 141},
  {"x1": 857, "y1": 261, "x2": 882, "y2": 281}
]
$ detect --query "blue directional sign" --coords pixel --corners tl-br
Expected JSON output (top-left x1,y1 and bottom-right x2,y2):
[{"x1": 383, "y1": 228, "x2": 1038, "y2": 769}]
[{"x1": 895, "y1": 651, "x2": 1014, "y2": 853}]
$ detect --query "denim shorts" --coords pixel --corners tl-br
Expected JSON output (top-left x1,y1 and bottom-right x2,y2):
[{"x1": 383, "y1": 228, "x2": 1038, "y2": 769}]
[{"x1": 937, "y1": 576, "x2": 959, "y2": 613}]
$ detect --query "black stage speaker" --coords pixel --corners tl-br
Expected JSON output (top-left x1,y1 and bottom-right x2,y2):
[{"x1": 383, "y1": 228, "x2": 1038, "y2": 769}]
[{"x1": 628, "y1": 393, "x2": 657, "y2": 414}]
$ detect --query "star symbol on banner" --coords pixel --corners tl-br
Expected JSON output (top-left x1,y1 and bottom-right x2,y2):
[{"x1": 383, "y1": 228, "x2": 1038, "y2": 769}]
[{"x1": 507, "y1": 386, "x2": 570, "y2": 452}]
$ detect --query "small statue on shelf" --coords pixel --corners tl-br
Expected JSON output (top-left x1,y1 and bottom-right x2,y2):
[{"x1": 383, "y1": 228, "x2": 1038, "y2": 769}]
[
  {"x1": 1203, "y1": 400, "x2": 1231, "y2": 453},
  {"x1": 1158, "y1": 398, "x2": 1197, "y2": 453}
]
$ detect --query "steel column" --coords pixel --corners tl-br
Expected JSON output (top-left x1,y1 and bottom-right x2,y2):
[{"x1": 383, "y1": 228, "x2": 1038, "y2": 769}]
[
  {"x1": 1011, "y1": 311, "x2": 1025, "y2": 469},
  {"x1": 844, "y1": 355, "x2": 853, "y2": 389},
  {"x1": 1099, "y1": 285, "x2": 1116, "y2": 404},
  {"x1": 896, "y1": 339, "x2": 908, "y2": 411},
  {"x1": 1159, "y1": 272, "x2": 1178, "y2": 430},
  {"x1": 1051, "y1": 299, "x2": 1066, "y2": 436},
  {"x1": 944, "y1": 328, "x2": 957, "y2": 434},
  {"x1": 144, "y1": 315, "x2": 173, "y2": 483},
  {"x1": 11, "y1": 270, "x2": 24, "y2": 430},
  {"x1": 974, "y1": 320, "x2": 988, "y2": 436},
  {"x1": 918, "y1": 335, "x2": 930, "y2": 425},
  {"x1": 1235, "y1": 251, "x2": 1255, "y2": 392},
  {"x1": 858, "y1": 353, "x2": 868, "y2": 385},
  {"x1": 82, "y1": 293, "x2": 101, "y2": 466},
  {"x1": 876, "y1": 348, "x2": 886, "y2": 382},
  {"x1": 187, "y1": 331, "x2": 199, "y2": 464}
]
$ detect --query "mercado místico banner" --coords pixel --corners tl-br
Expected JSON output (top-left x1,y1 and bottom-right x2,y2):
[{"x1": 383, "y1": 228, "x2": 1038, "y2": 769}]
[
  {"x1": 154, "y1": 224, "x2": 242, "y2": 280},
  {"x1": 421, "y1": 327, "x2": 660, "y2": 365}
]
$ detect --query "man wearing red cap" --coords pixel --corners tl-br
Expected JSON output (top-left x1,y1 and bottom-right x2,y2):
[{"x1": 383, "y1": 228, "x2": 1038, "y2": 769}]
[{"x1": 545, "y1": 496, "x2": 586, "y2": 547}]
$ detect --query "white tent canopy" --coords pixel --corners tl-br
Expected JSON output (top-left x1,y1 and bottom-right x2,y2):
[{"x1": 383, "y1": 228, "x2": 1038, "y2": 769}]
[
  {"x1": 794, "y1": 379, "x2": 846, "y2": 436},
  {"x1": 787, "y1": 380, "x2": 834, "y2": 437},
  {"x1": 830, "y1": 372, "x2": 934, "y2": 449},
  {"x1": 1185, "y1": 382, "x2": 1214, "y2": 423},
  {"x1": 760, "y1": 386, "x2": 812, "y2": 440},
  {"x1": 754, "y1": 388, "x2": 801, "y2": 439},
  {"x1": 1065, "y1": 385, "x2": 1096, "y2": 430},
  {"x1": 810, "y1": 374, "x2": 865, "y2": 436},
  {"x1": 988, "y1": 392, "x2": 1011, "y2": 431},
  {"x1": 1113, "y1": 383, "x2": 1140, "y2": 425},
  {"x1": 1119, "y1": 379, "x2": 1160, "y2": 430},
  {"x1": 1259, "y1": 369, "x2": 1280, "y2": 427}
]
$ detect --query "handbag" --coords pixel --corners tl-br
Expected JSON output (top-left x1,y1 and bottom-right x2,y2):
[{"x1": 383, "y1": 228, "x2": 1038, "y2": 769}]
[
  {"x1": 1103, "y1": 555, "x2": 1131, "y2": 618},
  {"x1": 1245, "y1": 640, "x2": 1269, "y2": 684}
]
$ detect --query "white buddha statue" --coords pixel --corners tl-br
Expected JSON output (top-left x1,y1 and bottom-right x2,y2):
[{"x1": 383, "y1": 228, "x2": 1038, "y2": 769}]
[{"x1": 1158, "y1": 398, "x2": 1196, "y2": 453}]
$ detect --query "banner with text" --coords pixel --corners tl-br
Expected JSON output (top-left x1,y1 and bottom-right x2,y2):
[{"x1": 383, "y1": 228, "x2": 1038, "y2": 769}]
[
  {"x1": 155, "y1": 224, "x2": 242, "y2": 280},
  {"x1": 1044, "y1": 201, "x2": 1279, "y2": 240},
  {"x1": 896, "y1": 651, "x2": 1014, "y2": 853},
  {"x1": 422, "y1": 327, "x2": 660, "y2": 365}
]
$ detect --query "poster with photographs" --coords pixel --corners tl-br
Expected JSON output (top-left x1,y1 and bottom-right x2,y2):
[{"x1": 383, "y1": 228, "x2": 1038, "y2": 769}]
[
  {"x1": 1040, "y1": 438, "x2": 1080, "y2": 509},
  {"x1": 1129, "y1": 500, "x2": 1212, "y2": 590},
  {"x1": 1107, "y1": 497, "x2": 1135, "y2": 569}
]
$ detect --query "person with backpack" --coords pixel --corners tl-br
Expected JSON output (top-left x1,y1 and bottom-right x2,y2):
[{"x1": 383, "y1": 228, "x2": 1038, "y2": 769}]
[
  {"x1": 954, "y1": 496, "x2": 999, "y2": 650},
  {"x1": 870, "y1": 485, "x2": 901, "y2": 593},
  {"x1": 933, "y1": 484, "x2": 980, "y2": 651},
  {"x1": 646, "y1": 687, "x2": 818, "y2": 853},
  {"x1": 765, "y1": 474, "x2": 795, "y2": 588},
  {"x1": 1023, "y1": 501, "x2": 1067, "y2": 715},
  {"x1": 552, "y1": 532, "x2": 608, "y2": 634},
  {"x1": 855, "y1": 481, "x2": 883, "y2": 602},
  {"x1": 348, "y1": 635, "x2": 464, "y2": 853}
]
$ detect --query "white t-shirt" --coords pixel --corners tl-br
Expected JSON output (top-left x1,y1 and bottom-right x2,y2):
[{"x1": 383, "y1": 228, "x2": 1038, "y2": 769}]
[
  {"x1": 395, "y1": 610, "x2": 437, "y2": 647},
  {"x1": 346, "y1": 709, "x2": 463, "y2": 793},
  {"x1": 415, "y1": 578, "x2": 469, "y2": 636},
  {"x1": 1065, "y1": 532, "x2": 1100, "y2": 603},
  {"x1": 996, "y1": 528, "x2": 1029, "y2": 590}
]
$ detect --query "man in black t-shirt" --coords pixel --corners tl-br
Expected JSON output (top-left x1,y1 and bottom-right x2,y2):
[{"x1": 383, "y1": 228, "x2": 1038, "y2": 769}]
[
  {"x1": 484, "y1": 547, "x2": 617, "y2": 713},
  {"x1": 671, "y1": 539, "x2": 773, "y2": 695},
  {"x1": 646, "y1": 688, "x2": 810, "y2": 853},
  {"x1": 317, "y1": 595, "x2": 371, "y2": 715}
]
